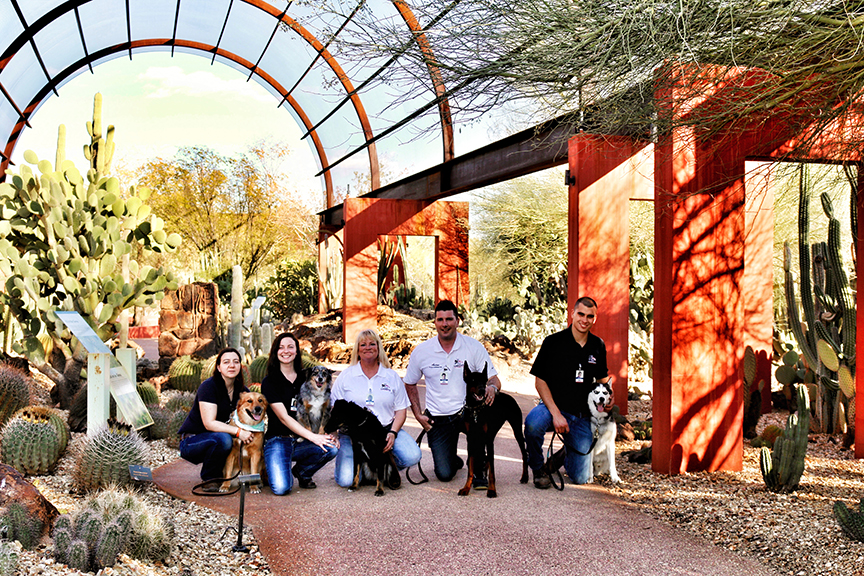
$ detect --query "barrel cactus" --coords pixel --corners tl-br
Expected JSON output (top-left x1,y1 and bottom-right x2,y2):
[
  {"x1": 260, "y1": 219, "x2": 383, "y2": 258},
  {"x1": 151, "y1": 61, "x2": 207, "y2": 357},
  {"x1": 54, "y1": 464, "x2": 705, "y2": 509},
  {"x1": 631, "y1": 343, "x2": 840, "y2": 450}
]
[
  {"x1": 136, "y1": 382, "x2": 159, "y2": 406},
  {"x1": 72, "y1": 419, "x2": 149, "y2": 492},
  {"x1": 164, "y1": 410, "x2": 189, "y2": 449},
  {"x1": 1, "y1": 409, "x2": 64, "y2": 474},
  {"x1": 167, "y1": 356, "x2": 203, "y2": 392},
  {"x1": 146, "y1": 405, "x2": 173, "y2": 440},
  {"x1": 0, "y1": 364, "x2": 30, "y2": 427},
  {"x1": 52, "y1": 487, "x2": 175, "y2": 571},
  {"x1": 165, "y1": 391, "x2": 195, "y2": 412},
  {"x1": 760, "y1": 384, "x2": 810, "y2": 493},
  {"x1": 12, "y1": 405, "x2": 69, "y2": 452},
  {"x1": 249, "y1": 354, "x2": 268, "y2": 384}
]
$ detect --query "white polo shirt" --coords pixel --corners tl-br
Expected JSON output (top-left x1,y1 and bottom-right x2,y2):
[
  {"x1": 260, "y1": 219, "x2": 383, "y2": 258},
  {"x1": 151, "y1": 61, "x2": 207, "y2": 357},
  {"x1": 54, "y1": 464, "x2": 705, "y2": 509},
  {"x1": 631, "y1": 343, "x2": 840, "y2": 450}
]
[
  {"x1": 330, "y1": 363, "x2": 410, "y2": 426},
  {"x1": 404, "y1": 333, "x2": 497, "y2": 417}
]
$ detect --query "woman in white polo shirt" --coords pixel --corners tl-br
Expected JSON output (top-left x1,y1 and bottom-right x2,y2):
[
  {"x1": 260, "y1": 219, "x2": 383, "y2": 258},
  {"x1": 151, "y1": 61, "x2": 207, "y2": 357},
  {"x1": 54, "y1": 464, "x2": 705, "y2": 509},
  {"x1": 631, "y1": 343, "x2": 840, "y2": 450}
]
[{"x1": 330, "y1": 328, "x2": 422, "y2": 487}]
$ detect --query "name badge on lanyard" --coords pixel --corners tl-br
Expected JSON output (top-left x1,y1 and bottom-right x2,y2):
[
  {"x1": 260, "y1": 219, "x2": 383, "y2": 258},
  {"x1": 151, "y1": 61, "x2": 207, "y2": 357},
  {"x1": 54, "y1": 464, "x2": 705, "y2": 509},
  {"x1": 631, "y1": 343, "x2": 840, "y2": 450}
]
[
  {"x1": 440, "y1": 364, "x2": 450, "y2": 386},
  {"x1": 366, "y1": 380, "x2": 375, "y2": 406},
  {"x1": 575, "y1": 365, "x2": 584, "y2": 384}
]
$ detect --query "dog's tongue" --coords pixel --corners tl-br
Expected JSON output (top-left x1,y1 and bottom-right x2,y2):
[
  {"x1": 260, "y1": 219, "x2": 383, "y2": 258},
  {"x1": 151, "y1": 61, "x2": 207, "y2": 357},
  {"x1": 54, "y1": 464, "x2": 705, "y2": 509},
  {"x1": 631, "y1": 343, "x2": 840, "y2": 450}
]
[
  {"x1": 596, "y1": 403, "x2": 607, "y2": 413},
  {"x1": 252, "y1": 413, "x2": 262, "y2": 421}
]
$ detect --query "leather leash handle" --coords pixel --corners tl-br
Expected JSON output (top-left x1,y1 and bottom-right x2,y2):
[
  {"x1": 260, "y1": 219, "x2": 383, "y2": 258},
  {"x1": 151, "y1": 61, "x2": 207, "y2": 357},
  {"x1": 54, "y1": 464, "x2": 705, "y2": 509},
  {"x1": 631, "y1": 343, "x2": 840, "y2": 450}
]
[{"x1": 405, "y1": 429, "x2": 429, "y2": 485}]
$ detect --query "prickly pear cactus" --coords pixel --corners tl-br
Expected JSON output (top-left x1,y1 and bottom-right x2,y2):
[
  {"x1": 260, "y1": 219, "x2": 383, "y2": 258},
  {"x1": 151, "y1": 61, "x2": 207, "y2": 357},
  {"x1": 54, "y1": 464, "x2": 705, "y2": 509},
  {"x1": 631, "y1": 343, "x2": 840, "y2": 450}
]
[
  {"x1": 0, "y1": 410, "x2": 63, "y2": 475},
  {"x1": 0, "y1": 364, "x2": 30, "y2": 427},
  {"x1": 167, "y1": 356, "x2": 203, "y2": 392},
  {"x1": 72, "y1": 419, "x2": 149, "y2": 492},
  {"x1": 760, "y1": 384, "x2": 810, "y2": 493},
  {"x1": 0, "y1": 93, "x2": 180, "y2": 410}
]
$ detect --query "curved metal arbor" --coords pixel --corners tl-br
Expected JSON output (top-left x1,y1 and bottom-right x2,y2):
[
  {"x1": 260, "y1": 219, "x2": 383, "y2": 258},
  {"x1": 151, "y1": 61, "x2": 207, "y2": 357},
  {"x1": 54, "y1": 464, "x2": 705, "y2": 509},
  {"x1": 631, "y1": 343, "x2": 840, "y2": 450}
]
[{"x1": 0, "y1": 0, "x2": 455, "y2": 208}]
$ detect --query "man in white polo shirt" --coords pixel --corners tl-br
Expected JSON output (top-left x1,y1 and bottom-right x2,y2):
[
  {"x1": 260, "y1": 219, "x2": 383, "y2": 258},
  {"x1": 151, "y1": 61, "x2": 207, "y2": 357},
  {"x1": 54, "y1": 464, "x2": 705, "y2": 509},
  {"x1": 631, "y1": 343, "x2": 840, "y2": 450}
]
[{"x1": 404, "y1": 300, "x2": 501, "y2": 485}]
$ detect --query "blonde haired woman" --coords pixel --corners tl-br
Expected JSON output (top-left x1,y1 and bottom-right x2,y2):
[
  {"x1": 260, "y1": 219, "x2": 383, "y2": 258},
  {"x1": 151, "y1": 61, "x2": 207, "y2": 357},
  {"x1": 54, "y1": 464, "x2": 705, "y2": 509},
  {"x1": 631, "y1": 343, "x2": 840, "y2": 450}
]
[{"x1": 330, "y1": 328, "x2": 422, "y2": 487}]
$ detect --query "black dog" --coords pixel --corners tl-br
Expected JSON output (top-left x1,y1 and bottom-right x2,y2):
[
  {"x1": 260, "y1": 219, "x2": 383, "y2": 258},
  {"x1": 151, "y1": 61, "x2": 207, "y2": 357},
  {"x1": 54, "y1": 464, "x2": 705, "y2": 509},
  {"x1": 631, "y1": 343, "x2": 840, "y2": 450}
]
[
  {"x1": 324, "y1": 399, "x2": 400, "y2": 496},
  {"x1": 459, "y1": 363, "x2": 529, "y2": 498}
]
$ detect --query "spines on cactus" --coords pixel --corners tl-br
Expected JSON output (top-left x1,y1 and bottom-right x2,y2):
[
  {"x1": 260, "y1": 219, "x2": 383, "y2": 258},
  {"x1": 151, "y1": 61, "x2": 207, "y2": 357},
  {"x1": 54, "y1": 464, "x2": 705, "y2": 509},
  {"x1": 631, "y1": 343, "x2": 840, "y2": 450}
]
[
  {"x1": 136, "y1": 382, "x2": 159, "y2": 406},
  {"x1": 0, "y1": 409, "x2": 63, "y2": 475},
  {"x1": 0, "y1": 540, "x2": 19, "y2": 576},
  {"x1": 834, "y1": 498, "x2": 864, "y2": 542},
  {"x1": 72, "y1": 419, "x2": 149, "y2": 492},
  {"x1": 12, "y1": 405, "x2": 69, "y2": 452},
  {"x1": 1, "y1": 502, "x2": 43, "y2": 550},
  {"x1": 0, "y1": 364, "x2": 30, "y2": 427},
  {"x1": 167, "y1": 356, "x2": 203, "y2": 392},
  {"x1": 760, "y1": 384, "x2": 810, "y2": 493},
  {"x1": 249, "y1": 354, "x2": 268, "y2": 384}
]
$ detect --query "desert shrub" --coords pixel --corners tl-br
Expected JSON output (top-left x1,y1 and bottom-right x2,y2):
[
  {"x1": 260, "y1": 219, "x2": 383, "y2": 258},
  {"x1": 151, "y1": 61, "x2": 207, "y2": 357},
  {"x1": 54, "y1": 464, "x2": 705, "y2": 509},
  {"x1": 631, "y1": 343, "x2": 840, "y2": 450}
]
[{"x1": 263, "y1": 259, "x2": 318, "y2": 321}]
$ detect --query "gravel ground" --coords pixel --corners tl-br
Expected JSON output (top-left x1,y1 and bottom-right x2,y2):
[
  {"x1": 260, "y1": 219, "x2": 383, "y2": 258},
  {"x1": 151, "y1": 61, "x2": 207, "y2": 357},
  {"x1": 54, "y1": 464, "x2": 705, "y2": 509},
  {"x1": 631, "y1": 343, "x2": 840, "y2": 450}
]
[{"x1": 11, "y1": 373, "x2": 864, "y2": 576}]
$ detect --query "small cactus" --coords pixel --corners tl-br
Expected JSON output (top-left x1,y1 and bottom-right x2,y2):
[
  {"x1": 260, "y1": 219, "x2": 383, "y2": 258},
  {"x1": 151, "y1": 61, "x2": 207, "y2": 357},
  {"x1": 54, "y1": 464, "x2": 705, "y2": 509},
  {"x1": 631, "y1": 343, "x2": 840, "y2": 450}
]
[
  {"x1": 95, "y1": 521, "x2": 124, "y2": 568},
  {"x1": 2, "y1": 502, "x2": 43, "y2": 550},
  {"x1": 834, "y1": 498, "x2": 864, "y2": 542},
  {"x1": 0, "y1": 364, "x2": 30, "y2": 427},
  {"x1": 760, "y1": 384, "x2": 810, "y2": 493},
  {"x1": 146, "y1": 405, "x2": 173, "y2": 440},
  {"x1": 66, "y1": 539, "x2": 90, "y2": 572},
  {"x1": 164, "y1": 410, "x2": 188, "y2": 449},
  {"x1": 12, "y1": 405, "x2": 69, "y2": 452},
  {"x1": 52, "y1": 524, "x2": 72, "y2": 564},
  {"x1": 249, "y1": 354, "x2": 268, "y2": 384},
  {"x1": 0, "y1": 540, "x2": 20, "y2": 576},
  {"x1": 760, "y1": 424, "x2": 785, "y2": 449},
  {"x1": 136, "y1": 382, "x2": 159, "y2": 406},
  {"x1": 165, "y1": 391, "x2": 195, "y2": 412},
  {"x1": 72, "y1": 419, "x2": 149, "y2": 492}
]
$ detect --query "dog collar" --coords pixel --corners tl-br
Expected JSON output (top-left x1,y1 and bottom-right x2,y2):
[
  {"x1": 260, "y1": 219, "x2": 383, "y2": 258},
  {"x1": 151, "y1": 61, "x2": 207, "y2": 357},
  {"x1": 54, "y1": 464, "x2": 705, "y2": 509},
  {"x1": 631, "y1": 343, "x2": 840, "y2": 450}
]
[{"x1": 230, "y1": 410, "x2": 268, "y2": 433}]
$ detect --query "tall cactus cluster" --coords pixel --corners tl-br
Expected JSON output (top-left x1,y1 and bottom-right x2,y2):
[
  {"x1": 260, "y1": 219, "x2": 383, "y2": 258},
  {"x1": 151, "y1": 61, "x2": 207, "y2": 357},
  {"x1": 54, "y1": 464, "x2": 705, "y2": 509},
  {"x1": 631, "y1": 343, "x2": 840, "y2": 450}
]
[
  {"x1": 72, "y1": 419, "x2": 149, "y2": 492},
  {"x1": 760, "y1": 384, "x2": 810, "y2": 493},
  {"x1": 834, "y1": 498, "x2": 864, "y2": 542},
  {"x1": 0, "y1": 364, "x2": 30, "y2": 427},
  {"x1": 0, "y1": 94, "x2": 180, "y2": 410},
  {"x1": 0, "y1": 406, "x2": 68, "y2": 475},
  {"x1": 53, "y1": 487, "x2": 175, "y2": 571},
  {"x1": 781, "y1": 165, "x2": 856, "y2": 437}
]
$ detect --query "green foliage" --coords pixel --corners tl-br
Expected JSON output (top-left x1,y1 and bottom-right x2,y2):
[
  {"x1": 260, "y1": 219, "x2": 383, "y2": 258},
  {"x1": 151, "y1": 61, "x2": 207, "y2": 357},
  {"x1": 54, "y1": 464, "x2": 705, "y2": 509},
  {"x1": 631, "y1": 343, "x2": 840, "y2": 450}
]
[
  {"x1": 72, "y1": 419, "x2": 149, "y2": 492},
  {"x1": 834, "y1": 499, "x2": 864, "y2": 542},
  {"x1": 629, "y1": 242, "x2": 654, "y2": 383},
  {"x1": 0, "y1": 364, "x2": 30, "y2": 428},
  {"x1": 1, "y1": 502, "x2": 43, "y2": 550},
  {"x1": 263, "y1": 259, "x2": 318, "y2": 321},
  {"x1": 0, "y1": 407, "x2": 65, "y2": 475},
  {"x1": 0, "y1": 94, "x2": 179, "y2": 409},
  {"x1": 463, "y1": 300, "x2": 567, "y2": 355},
  {"x1": 742, "y1": 346, "x2": 766, "y2": 439},
  {"x1": 760, "y1": 385, "x2": 810, "y2": 493}
]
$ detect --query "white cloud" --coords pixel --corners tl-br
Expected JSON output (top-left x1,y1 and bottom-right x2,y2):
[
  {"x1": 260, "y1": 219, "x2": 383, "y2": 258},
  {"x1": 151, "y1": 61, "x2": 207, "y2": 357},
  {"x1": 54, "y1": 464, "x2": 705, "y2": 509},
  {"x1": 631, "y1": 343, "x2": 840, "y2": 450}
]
[{"x1": 138, "y1": 66, "x2": 272, "y2": 103}]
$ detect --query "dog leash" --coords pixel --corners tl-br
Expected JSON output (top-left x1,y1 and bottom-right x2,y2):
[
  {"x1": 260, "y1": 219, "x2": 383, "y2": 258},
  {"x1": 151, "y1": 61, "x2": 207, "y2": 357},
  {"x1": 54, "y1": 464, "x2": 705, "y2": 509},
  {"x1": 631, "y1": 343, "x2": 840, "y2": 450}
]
[
  {"x1": 405, "y1": 429, "x2": 429, "y2": 485},
  {"x1": 544, "y1": 432, "x2": 566, "y2": 491}
]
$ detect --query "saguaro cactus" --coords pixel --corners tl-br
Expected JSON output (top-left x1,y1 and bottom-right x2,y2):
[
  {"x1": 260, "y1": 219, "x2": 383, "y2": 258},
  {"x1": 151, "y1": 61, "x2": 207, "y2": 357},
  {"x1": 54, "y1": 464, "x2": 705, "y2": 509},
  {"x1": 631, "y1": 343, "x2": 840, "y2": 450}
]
[{"x1": 0, "y1": 94, "x2": 181, "y2": 409}]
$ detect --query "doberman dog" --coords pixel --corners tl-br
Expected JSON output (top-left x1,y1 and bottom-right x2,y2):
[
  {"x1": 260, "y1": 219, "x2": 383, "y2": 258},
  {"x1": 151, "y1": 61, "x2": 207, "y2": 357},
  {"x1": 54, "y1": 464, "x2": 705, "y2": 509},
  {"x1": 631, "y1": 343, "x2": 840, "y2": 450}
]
[{"x1": 458, "y1": 363, "x2": 529, "y2": 498}]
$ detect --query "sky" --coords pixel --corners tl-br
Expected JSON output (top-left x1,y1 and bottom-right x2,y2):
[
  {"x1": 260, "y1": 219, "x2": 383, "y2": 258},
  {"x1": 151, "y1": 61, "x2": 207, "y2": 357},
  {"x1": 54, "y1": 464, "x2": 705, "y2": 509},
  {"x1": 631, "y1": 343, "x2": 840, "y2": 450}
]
[{"x1": 9, "y1": 52, "x2": 325, "y2": 209}]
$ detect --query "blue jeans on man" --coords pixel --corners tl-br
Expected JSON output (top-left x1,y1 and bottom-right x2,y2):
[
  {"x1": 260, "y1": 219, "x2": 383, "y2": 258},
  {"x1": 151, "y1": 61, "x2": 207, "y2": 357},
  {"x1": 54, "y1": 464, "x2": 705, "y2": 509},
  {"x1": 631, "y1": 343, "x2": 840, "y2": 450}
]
[
  {"x1": 264, "y1": 436, "x2": 338, "y2": 495},
  {"x1": 179, "y1": 432, "x2": 234, "y2": 481},
  {"x1": 524, "y1": 403, "x2": 592, "y2": 484},
  {"x1": 334, "y1": 430, "x2": 422, "y2": 487}
]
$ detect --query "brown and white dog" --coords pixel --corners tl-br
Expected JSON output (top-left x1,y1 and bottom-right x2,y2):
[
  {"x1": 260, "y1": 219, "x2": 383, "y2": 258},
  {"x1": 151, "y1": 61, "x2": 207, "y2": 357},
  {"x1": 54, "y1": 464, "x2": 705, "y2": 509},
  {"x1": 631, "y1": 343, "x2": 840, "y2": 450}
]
[
  {"x1": 221, "y1": 391, "x2": 269, "y2": 493},
  {"x1": 296, "y1": 366, "x2": 333, "y2": 434}
]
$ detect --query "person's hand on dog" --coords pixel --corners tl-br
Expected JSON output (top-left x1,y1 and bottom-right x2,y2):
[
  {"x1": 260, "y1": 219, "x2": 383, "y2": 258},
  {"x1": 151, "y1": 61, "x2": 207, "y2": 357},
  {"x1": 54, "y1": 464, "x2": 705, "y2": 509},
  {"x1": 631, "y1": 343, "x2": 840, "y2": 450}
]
[
  {"x1": 383, "y1": 432, "x2": 396, "y2": 453},
  {"x1": 238, "y1": 428, "x2": 254, "y2": 444},
  {"x1": 309, "y1": 432, "x2": 339, "y2": 451},
  {"x1": 483, "y1": 384, "x2": 498, "y2": 406}
]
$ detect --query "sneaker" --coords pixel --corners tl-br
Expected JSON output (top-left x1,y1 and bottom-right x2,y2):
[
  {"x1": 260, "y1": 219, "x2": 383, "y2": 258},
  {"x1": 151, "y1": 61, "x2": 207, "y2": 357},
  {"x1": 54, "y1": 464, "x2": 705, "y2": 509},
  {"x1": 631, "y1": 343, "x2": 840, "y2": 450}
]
[
  {"x1": 533, "y1": 469, "x2": 552, "y2": 490},
  {"x1": 297, "y1": 477, "x2": 317, "y2": 489},
  {"x1": 473, "y1": 473, "x2": 488, "y2": 490}
]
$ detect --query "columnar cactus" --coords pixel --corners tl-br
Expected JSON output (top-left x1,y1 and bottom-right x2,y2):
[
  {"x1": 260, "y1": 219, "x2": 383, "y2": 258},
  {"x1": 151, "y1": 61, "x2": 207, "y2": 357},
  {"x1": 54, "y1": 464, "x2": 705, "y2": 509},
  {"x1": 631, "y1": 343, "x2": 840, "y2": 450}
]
[
  {"x1": 0, "y1": 94, "x2": 181, "y2": 410},
  {"x1": 52, "y1": 487, "x2": 175, "y2": 571},
  {"x1": 782, "y1": 165, "x2": 856, "y2": 436},
  {"x1": 1, "y1": 409, "x2": 64, "y2": 474},
  {"x1": 760, "y1": 384, "x2": 810, "y2": 493},
  {"x1": 72, "y1": 419, "x2": 149, "y2": 492},
  {"x1": 834, "y1": 498, "x2": 864, "y2": 542},
  {"x1": 0, "y1": 364, "x2": 30, "y2": 427}
]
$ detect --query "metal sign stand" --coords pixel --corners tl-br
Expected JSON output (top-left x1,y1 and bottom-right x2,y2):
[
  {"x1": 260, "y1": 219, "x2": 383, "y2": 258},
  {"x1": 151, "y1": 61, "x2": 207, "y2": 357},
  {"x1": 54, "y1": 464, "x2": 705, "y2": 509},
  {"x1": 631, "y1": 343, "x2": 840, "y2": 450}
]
[{"x1": 219, "y1": 474, "x2": 261, "y2": 552}]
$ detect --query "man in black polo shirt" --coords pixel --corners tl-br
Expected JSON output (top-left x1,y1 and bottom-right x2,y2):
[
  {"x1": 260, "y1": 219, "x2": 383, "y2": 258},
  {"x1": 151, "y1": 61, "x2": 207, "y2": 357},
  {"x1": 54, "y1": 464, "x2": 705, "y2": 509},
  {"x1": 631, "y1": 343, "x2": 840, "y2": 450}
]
[{"x1": 525, "y1": 296, "x2": 610, "y2": 488}]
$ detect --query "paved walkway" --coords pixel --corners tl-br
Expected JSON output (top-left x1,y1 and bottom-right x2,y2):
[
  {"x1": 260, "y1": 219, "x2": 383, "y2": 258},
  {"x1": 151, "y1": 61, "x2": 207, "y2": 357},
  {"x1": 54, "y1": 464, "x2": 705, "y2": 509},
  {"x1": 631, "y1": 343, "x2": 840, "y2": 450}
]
[{"x1": 153, "y1": 390, "x2": 779, "y2": 576}]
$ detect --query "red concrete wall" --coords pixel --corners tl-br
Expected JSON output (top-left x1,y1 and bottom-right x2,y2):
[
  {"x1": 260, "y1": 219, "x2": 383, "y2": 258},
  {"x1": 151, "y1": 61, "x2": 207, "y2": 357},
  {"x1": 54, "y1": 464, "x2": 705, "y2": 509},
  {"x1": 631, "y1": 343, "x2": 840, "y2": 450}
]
[
  {"x1": 342, "y1": 198, "x2": 468, "y2": 343},
  {"x1": 568, "y1": 134, "x2": 653, "y2": 414}
]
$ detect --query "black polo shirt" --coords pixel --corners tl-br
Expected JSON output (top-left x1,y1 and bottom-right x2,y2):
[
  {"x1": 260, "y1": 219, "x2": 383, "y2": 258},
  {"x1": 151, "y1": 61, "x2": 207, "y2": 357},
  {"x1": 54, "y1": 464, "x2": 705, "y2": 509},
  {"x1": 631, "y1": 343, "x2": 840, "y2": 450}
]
[
  {"x1": 178, "y1": 376, "x2": 248, "y2": 435},
  {"x1": 530, "y1": 327, "x2": 608, "y2": 417},
  {"x1": 261, "y1": 369, "x2": 304, "y2": 439}
]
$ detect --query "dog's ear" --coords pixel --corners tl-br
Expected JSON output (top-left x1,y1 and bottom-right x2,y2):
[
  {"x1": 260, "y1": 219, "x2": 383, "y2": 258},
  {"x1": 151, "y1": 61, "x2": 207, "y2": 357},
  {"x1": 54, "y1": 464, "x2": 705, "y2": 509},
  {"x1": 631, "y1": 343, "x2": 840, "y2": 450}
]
[
  {"x1": 463, "y1": 362, "x2": 471, "y2": 381},
  {"x1": 481, "y1": 362, "x2": 488, "y2": 381}
]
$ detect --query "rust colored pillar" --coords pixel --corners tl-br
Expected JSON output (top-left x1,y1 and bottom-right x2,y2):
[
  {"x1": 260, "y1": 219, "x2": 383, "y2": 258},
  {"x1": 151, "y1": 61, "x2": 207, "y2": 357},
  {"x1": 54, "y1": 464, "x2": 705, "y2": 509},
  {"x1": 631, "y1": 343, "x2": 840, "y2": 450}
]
[
  {"x1": 743, "y1": 161, "x2": 776, "y2": 415},
  {"x1": 568, "y1": 134, "x2": 651, "y2": 414},
  {"x1": 654, "y1": 122, "x2": 745, "y2": 474}
]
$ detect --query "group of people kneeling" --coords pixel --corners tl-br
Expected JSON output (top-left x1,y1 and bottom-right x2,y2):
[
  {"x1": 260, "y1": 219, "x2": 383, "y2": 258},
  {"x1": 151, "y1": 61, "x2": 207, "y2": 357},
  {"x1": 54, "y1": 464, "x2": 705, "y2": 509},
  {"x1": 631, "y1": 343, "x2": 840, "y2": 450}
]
[{"x1": 177, "y1": 297, "x2": 610, "y2": 494}]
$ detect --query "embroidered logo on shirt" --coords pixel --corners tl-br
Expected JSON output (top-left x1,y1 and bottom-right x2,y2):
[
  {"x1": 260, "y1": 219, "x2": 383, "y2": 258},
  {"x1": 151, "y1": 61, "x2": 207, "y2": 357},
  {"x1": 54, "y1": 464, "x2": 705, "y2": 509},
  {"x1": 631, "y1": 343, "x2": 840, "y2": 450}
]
[
  {"x1": 588, "y1": 355, "x2": 597, "y2": 364},
  {"x1": 454, "y1": 359, "x2": 464, "y2": 368},
  {"x1": 380, "y1": 383, "x2": 392, "y2": 392}
]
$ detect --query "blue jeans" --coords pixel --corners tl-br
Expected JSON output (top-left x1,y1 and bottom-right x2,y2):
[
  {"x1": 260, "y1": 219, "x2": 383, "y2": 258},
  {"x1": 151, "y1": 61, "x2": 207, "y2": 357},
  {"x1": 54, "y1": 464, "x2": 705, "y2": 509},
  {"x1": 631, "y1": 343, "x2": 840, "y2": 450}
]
[
  {"x1": 179, "y1": 432, "x2": 233, "y2": 481},
  {"x1": 524, "y1": 403, "x2": 592, "y2": 485},
  {"x1": 426, "y1": 412, "x2": 468, "y2": 482},
  {"x1": 264, "y1": 436, "x2": 338, "y2": 495},
  {"x1": 334, "y1": 430, "x2": 422, "y2": 488}
]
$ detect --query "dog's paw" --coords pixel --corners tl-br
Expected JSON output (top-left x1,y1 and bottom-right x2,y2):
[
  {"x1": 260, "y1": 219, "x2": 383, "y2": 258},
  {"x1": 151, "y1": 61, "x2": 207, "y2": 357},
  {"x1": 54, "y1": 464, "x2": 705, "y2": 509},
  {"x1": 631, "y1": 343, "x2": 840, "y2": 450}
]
[
  {"x1": 249, "y1": 485, "x2": 262, "y2": 494},
  {"x1": 219, "y1": 483, "x2": 232, "y2": 493},
  {"x1": 374, "y1": 488, "x2": 385, "y2": 497},
  {"x1": 486, "y1": 489, "x2": 497, "y2": 498},
  {"x1": 457, "y1": 486, "x2": 471, "y2": 496},
  {"x1": 610, "y1": 474, "x2": 621, "y2": 484}
]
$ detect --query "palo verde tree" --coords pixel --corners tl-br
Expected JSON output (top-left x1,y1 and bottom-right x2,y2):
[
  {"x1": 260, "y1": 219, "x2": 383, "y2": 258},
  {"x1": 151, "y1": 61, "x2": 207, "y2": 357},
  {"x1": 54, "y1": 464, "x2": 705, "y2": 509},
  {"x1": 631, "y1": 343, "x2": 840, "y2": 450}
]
[
  {"x1": 0, "y1": 94, "x2": 181, "y2": 408},
  {"x1": 324, "y1": 0, "x2": 864, "y2": 158}
]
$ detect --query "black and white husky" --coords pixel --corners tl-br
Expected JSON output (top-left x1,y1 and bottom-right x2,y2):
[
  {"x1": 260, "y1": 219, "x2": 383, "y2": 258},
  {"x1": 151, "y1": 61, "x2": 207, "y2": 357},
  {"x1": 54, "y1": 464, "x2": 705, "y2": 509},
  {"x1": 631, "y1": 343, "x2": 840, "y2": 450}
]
[{"x1": 586, "y1": 380, "x2": 620, "y2": 483}]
